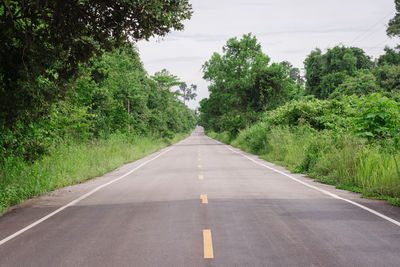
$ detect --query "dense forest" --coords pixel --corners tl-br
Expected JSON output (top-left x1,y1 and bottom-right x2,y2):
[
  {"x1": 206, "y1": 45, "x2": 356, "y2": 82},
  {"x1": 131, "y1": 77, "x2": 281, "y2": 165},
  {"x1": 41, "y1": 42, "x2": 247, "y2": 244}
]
[
  {"x1": 0, "y1": 1, "x2": 196, "y2": 213},
  {"x1": 200, "y1": 2, "x2": 400, "y2": 205}
]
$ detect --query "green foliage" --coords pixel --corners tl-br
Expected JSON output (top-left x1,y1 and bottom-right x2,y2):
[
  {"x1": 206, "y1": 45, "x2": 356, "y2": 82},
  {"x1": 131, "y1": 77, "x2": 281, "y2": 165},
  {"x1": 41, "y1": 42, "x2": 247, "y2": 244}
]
[
  {"x1": 151, "y1": 69, "x2": 184, "y2": 91},
  {"x1": 319, "y1": 71, "x2": 350, "y2": 98},
  {"x1": 0, "y1": 0, "x2": 193, "y2": 127},
  {"x1": 374, "y1": 64, "x2": 400, "y2": 92},
  {"x1": 387, "y1": 0, "x2": 400, "y2": 37},
  {"x1": 0, "y1": 1, "x2": 197, "y2": 213},
  {"x1": 218, "y1": 124, "x2": 400, "y2": 203},
  {"x1": 303, "y1": 48, "x2": 323, "y2": 97},
  {"x1": 304, "y1": 46, "x2": 373, "y2": 98},
  {"x1": 231, "y1": 122, "x2": 271, "y2": 154},
  {"x1": 177, "y1": 83, "x2": 197, "y2": 105},
  {"x1": 208, "y1": 83, "x2": 400, "y2": 205},
  {"x1": 330, "y1": 70, "x2": 379, "y2": 98},
  {"x1": 69, "y1": 45, "x2": 196, "y2": 139},
  {"x1": 263, "y1": 97, "x2": 354, "y2": 131},
  {"x1": 352, "y1": 93, "x2": 400, "y2": 140},
  {"x1": 0, "y1": 44, "x2": 196, "y2": 166},
  {"x1": 261, "y1": 93, "x2": 400, "y2": 142},
  {"x1": 207, "y1": 131, "x2": 235, "y2": 144},
  {"x1": 0, "y1": 133, "x2": 189, "y2": 214},
  {"x1": 201, "y1": 31, "x2": 400, "y2": 206},
  {"x1": 0, "y1": 44, "x2": 196, "y2": 213},
  {"x1": 378, "y1": 45, "x2": 400, "y2": 66},
  {"x1": 199, "y1": 33, "x2": 301, "y2": 135},
  {"x1": 254, "y1": 63, "x2": 303, "y2": 110},
  {"x1": 281, "y1": 61, "x2": 305, "y2": 85}
]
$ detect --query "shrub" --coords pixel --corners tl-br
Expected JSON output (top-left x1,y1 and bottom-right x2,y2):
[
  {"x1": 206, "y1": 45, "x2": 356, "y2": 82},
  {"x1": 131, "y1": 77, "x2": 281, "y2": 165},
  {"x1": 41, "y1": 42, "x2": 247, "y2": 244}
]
[{"x1": 352, "y1": 93, "x2": 400, "y2": 141}]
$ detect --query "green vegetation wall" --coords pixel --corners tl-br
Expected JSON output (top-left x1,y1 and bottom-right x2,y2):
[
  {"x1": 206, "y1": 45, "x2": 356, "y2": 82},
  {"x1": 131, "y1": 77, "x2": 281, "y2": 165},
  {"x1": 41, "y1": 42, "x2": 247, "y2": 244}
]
[
  {"x1": 199, "y1": 34, "x2": 302, "y2": 135},
  {"x1": 0, "y1": 44, "x2": 196, "y2": 162}
]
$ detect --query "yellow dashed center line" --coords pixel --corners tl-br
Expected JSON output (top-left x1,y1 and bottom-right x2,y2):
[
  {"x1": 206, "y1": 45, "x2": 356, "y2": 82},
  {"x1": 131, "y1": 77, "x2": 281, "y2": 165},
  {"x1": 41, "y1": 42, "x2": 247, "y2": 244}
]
[
  {"x1": 198, "y1": 149, "x2": 212, "y2": 259},
  {"x1": 200, "y1": 194, "x2": 208, "y2": 204},
  {"x1": 203, "y1": 229, "x2": 214, "y2": 258}
]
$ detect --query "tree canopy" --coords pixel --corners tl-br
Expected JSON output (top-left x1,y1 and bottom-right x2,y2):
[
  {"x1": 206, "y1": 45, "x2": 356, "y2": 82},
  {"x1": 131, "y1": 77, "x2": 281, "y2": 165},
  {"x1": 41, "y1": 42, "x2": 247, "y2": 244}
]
[
  {"x1": 304, "y1": 46, "x2": 374, "y2": 98},
  {"x1": 387, "y1": 0, "x2": 400, "y2": 37},
  {"x1": 199, "y1": 34, "x2": 302, "y2": 134},
  {"x1": 0, "y1": 0, "x2": 193, "y2": 126},
  {"x1": 151, "y1": 69, "x2": 183, "y2": 91},
  {"x1": 1, "y1": 44, "x2": 196, "y2": 161},
  {"x1": 178, "y1": 83, "x2": 197, "y2": 105},
  {"x1": 378, "y1": 45, "x2": 400, "y2": 66}
]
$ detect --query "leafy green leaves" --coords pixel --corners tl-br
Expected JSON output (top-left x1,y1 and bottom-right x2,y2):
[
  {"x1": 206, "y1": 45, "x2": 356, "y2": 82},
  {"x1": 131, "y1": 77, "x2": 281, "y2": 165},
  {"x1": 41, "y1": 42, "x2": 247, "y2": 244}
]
[
  {"x1": 0, "y1": 44, "x2": 196, "y2": 162},
  {"x1": 304, "y1": 46, "x2": 373, "y2": 99},
  {"x1": 0, "y1": 0, "x2": 193, "y2": 126},
  {"x1": 387, "y1": 0, "x2": 400, "y2": 37},
  {"x1": 200, "y1": 33, "x2": 302, "y2": 135},
  {"x1": 353, "y1": 93, "x2": 400, "y2": 141}
]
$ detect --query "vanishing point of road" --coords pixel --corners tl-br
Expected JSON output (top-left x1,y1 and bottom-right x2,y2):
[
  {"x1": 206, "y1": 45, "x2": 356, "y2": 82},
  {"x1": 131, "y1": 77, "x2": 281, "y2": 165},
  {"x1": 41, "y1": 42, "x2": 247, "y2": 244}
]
[{"x1": 1, "y1": 127, "x2": 400, "y2": 266}]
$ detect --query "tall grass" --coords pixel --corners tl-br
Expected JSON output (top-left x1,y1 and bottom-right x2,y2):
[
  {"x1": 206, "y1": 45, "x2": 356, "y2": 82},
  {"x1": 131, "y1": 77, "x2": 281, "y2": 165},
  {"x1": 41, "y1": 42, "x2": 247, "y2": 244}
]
[
  {"x1": 0, "y1": 133, "x2": 188, "y2": 214},
  {"x1": 209, "y1": 125, "x2": 400, "y2": 205}
]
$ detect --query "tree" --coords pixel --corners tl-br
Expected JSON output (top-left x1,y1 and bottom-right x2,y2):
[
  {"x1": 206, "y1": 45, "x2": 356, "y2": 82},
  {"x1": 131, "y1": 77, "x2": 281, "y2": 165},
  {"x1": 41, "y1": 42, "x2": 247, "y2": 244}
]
[
  {"x1": 304, "y1": 45, "x2": 373, "y2": 98},
  {"x1": 71, "y1": 45, "x2": 196, "y2": 138},
  {"x1": 0, "y1": 0, "x2": 193, "y2": 127},
  {"x1": 378, "y1": 45, "x2": 400, "y2": 66},
  {"x1": 329, "y1": 70, "x2": 379, "y2": 99},
  {"x1": 375, "y1": 64, "x2": 400, "y2": 92},
  {"x1": 178, "y1": 83, "x2": 197, "y2": 105},
  {"x1": 376, "y1": 44, "x2": 400, "y2": 93},
  {"x1": 304, "y1": 48, "x2": 324, "y2": 97},
  {"x1": 353, "y1": 93, "x2": 400, "y2": 140},
  {"x1": 200, "y1": 33, "x2": 299, "y2": 134},
  {"x1": 254, "y1": 63, "x2": 302, "y2": 111},
  {"x1": 200, "y1": 34, "x2": 270, "y2": 134},
  {"x1": 281, "y1": 61, "x2": 305, "y2": 85},
  {"x1": 387, "y1": 0, "x2": 400, "y2": 37},
  {"x1": 202, "y1": 33, "x2": 271, "y2": 110},
  {"x1": 151, "y1": 69, "x2": 183, "y2": 91}
]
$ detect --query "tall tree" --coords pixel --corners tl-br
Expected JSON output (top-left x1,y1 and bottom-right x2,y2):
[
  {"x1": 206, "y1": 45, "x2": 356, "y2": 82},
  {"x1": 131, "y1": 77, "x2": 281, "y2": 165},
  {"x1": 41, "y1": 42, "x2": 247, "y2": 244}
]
[
  {"x1": 202, "y1": 34, "x2": 270, "y2": 111},
  {"x1": 378, "y1": 45, "x2": 400, "y2": 66},
  {"x1": 281, "y1": 61, "x2": 305, "y2": 85},
  {"x1": 304, "y1": 48, "x2": 324, "y2": 97},
  {"x1": 387, "y1": 0, "x2": 400, "y2": 37},
  {"x1": 304, "y1": 45, "x2": 373, "y2": 98},
  {"x1": 0, "y1": 0, "x2": 193, "y2": 126},
  {"x1": 200, "y1": 33, "x2": 299, "y2": 134},
  {"x1": 151, "y1": 69, "x2": 183, "y2": 91},
  {"x1": 178, "y1": 83, "x2": 197, "y2": 104}
]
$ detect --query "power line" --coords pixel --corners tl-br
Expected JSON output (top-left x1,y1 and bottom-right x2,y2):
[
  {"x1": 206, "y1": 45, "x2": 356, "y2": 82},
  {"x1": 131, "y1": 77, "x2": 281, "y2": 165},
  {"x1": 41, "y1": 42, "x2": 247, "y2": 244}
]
[{"x1": 349, "y1": 11, "x2": 395, "y2": 46}]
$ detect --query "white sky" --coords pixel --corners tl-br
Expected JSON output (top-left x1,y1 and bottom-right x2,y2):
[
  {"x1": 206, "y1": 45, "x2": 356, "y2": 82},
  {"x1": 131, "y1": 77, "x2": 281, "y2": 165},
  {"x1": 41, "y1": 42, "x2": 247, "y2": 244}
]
[{"x1": 137, "y1": 0, "x2": 399, "y2": 109}]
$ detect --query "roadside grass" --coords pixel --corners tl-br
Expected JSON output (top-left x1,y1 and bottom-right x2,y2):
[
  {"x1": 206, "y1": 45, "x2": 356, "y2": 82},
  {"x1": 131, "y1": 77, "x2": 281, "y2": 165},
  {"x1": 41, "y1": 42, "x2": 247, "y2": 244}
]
[
  {"x1": 0, "y1": 133, "x2": 189, "y2": 214},
  {"x1": 207, "y1": 126, "x2": 400, "y2": 206}
]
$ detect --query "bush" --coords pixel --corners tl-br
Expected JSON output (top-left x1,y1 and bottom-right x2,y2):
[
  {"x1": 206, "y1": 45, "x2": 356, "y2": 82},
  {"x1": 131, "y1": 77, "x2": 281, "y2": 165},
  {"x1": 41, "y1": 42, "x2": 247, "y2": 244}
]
[
  {"x1": 330, "y1": 70, "x2": 379, "y2": 98},
  {"x1": 263, "y1": 97, "x2": 353, "y2": 131},
  {"x1": 232, "y1": 122, "x2": 270, "y2": 154},
  {"x1": 216, "y1": 121, "x2": 400, "y2": 204},
  {"x1": 352, "y1": 93, "x2": 400, "y2": 141}
]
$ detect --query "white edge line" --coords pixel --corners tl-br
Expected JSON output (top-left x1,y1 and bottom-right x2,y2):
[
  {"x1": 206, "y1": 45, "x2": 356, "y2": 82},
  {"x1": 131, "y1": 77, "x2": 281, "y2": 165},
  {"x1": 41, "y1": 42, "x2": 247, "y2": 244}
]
[
  {"x1": 210, "y1": 137, "x2": 400, "y2": 227},
  {"x1": 0, "y1": 142, "x2": 179, "y2": 246}
]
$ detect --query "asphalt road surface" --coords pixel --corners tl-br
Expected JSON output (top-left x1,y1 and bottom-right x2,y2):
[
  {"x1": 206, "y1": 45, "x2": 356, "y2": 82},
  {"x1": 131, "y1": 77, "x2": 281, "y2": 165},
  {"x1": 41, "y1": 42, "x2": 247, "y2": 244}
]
[{"x1": 1, "y1": 127, "x2": 400, "y2": 266}]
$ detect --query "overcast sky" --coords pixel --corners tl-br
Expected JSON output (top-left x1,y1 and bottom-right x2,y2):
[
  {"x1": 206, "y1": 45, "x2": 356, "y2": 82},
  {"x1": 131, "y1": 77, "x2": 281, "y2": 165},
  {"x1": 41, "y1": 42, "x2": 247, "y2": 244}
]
[{"x1": 137, "y1": 0, "x2": 399, "y2": 109}]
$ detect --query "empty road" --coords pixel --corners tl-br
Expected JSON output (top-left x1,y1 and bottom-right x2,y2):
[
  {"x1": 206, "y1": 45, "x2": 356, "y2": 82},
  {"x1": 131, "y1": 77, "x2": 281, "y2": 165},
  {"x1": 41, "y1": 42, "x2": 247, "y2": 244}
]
[{"x1": 1, "y1": 127, "x2": 400, "y2": 266}]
